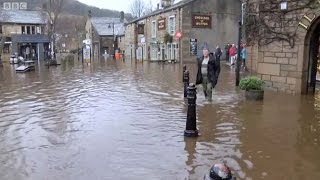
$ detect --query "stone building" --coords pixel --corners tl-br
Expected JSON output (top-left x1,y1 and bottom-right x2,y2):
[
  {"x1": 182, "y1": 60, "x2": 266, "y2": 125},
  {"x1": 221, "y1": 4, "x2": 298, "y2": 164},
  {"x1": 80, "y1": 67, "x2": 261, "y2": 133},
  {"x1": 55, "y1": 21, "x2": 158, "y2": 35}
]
[
  {"x1": 244, "y1": 0, "x2": 320, "y2": 94},
  {"x1": 124, "y1": 0, "x2": 241, "y2": 63},
  {"x1": 0, "y1": 9, "x2": 50, "y2": 61},
  {"x1": 85, "y1": 12, "x2": 127, "y2": 57}
]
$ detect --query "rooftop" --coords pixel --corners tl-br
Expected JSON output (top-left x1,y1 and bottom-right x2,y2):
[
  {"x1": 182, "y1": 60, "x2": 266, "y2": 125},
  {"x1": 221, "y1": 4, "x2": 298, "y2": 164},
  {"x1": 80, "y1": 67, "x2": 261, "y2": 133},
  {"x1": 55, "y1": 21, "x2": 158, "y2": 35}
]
[
  {"x1": 0, "y1": 10, "x2": 48, "y2": 24},
  {"x1": 127, "y1": 0, "x2": 196, "y2": 24},
  {"x1": 91, "y1": 17, "x2": 127, "y2": 36}
]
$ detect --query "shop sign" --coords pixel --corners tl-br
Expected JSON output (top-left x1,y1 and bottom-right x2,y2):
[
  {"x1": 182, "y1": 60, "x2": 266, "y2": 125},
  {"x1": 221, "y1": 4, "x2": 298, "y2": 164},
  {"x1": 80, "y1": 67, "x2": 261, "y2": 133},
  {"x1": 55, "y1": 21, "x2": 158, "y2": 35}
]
[
  {"x1": 192, "y1": 14, "x2": 212, "y2": 29},
  {"x1": 158, "y1": 18, "x2": 166, "y2": 30}
]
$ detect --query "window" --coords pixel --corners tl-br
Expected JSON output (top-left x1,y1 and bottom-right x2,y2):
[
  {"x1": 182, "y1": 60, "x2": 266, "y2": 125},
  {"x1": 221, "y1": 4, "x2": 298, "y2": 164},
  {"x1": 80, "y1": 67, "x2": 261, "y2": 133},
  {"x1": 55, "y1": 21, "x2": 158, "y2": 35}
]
[
  {"x1": 36, "y1": 26, "x2": 40, "y2": 34},
  {"x1": 26, "y1": 26, "x2": 30, "y2": 34},
  {"x1": 168, "y1": 16, "x2": 175, "y2": 35},
  {"x1": 0, "y1": 25, "x2": 2, "y2": 34},
  {"x1": 41, "y1": 26, "x2": 44, "y2": 34},
  {"x1": 151, "y1": 21, "x2": 157, "y2": 38},
  {"x1": 21, "y1": 26, "x2": 25, "y2": 34},
  {"x1": 32, "y1": 26, "x2": 35, "y2": 34}
]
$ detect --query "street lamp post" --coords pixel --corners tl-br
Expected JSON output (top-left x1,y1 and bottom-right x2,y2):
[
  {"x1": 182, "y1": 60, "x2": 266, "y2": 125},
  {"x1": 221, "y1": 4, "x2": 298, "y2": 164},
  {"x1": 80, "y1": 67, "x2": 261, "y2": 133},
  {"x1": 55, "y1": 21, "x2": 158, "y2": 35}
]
[
  {"x1": 236, "y1": 1, "x2": 246, "y2": 86},
  {"x1": 108, "y1": 22, "x2": 115, "y2": 58},
  {"x1": 236, "y1": 20, "x2": 242, "y2": 87}
]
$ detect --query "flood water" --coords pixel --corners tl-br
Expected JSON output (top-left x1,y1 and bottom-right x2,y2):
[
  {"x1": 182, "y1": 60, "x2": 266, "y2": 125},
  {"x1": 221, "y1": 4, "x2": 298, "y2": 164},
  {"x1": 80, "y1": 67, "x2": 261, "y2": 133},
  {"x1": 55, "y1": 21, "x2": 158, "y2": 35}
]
[{"x1": 0, "y1": 57, "x2": 320, "y2": 180}]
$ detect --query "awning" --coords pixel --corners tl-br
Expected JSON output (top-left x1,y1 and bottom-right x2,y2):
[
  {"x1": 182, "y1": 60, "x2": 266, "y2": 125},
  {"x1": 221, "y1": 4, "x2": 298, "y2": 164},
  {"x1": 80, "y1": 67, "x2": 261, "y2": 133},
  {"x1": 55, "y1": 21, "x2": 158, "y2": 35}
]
[{"x1": 11, "y1": 34, "x2": 50, "y2": 43}]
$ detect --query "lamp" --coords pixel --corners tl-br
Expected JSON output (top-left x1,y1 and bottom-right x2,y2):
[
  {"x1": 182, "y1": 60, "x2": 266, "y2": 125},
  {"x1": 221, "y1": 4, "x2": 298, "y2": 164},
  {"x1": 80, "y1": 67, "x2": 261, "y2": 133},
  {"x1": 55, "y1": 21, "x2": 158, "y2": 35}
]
[{"x1": 280, "y1": 1, "x2": 288, "y2": 11}]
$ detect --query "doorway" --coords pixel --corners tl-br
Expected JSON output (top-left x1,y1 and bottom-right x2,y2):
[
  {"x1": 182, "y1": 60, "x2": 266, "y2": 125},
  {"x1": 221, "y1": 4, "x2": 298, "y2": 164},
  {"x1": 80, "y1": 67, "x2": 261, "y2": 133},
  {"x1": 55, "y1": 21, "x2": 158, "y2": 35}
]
[
  {"x1": 306, "y1": 21, "x2": 320, "y2": 94},
  {"x1": 18, "y1": 43, "x2": 38, "y2": 60}
]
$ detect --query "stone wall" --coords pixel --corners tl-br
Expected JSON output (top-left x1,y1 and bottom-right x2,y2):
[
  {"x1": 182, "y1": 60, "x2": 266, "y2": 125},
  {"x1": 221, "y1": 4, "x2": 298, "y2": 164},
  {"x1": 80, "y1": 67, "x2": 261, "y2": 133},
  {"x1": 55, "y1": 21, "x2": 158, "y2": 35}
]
[
  {"x1": 181, "y1": 0, "x2": 241, "y2": 62},
  {"x1": 124, "y1": 23, "x2": 136, "y2": 58},
  {"x1": 2, "y1": 24, "x2": 21, "y2": 35},
  {"x1": 246, "y1": 0, "x2": 320, "y2": 94},
  {"x1": 256, "y1": 41, "x2": 301, "y2": 94}
]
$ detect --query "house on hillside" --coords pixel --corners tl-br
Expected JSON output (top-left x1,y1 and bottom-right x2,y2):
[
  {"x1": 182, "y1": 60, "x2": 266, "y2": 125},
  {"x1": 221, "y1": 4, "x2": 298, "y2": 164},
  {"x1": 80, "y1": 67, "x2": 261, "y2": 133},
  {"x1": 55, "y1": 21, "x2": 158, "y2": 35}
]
[
  {"x1": 124, "y1": 0, "x2": 241, "y2": 63},
  {"x1": 85, "y1": 11, "x2": 127, "y2": 57},
  {"x1": 0, "y1": 9, "x2": 50, "y2": 61}
]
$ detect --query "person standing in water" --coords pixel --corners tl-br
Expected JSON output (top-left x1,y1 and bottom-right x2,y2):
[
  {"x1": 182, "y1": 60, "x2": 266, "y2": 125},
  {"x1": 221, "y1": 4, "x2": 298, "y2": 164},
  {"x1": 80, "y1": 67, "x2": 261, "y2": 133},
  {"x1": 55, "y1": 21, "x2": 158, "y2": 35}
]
[{"x1": 196, "y1": 42, "x2": 221, "y2": 101}]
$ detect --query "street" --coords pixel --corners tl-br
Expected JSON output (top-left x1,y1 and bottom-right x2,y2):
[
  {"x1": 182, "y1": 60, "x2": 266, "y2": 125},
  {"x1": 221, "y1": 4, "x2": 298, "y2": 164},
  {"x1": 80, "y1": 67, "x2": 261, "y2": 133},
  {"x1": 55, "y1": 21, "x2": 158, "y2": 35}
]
[{"x1": 0, "y1": 58, "x2": 320, "y2": 179}]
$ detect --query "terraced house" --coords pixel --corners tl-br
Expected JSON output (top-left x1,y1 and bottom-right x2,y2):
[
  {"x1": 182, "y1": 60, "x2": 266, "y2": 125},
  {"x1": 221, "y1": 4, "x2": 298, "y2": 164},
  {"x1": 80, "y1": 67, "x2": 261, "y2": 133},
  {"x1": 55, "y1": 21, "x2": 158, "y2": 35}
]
[
  {"x1": 85, "y1": 11, "x2": 127, "y2": 57},
  {"x1": 124, "y1": 0, "x2": 241, "y2": 63}
]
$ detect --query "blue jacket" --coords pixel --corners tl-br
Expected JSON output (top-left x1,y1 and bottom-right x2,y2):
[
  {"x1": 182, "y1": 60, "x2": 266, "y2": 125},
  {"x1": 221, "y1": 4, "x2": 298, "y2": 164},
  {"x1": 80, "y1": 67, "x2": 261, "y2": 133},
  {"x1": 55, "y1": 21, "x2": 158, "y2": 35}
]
[{"x1": 241, "y1": 48, "x2": 246, "y2": 59}]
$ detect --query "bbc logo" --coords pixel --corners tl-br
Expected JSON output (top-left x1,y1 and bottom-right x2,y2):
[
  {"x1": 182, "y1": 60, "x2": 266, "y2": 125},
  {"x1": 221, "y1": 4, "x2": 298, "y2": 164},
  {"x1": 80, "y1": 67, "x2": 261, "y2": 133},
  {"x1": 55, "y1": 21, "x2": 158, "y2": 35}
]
[{"x1": 3, "y1": 2, "x2": 27, "y2": 10}]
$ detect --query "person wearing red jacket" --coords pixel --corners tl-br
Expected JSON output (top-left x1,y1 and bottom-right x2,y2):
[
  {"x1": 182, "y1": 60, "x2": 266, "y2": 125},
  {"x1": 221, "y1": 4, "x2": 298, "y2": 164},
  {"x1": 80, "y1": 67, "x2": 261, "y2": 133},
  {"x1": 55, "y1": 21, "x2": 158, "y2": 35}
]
[{"x1": 229, "y1": 44, "x2": 236, "y2": 66}]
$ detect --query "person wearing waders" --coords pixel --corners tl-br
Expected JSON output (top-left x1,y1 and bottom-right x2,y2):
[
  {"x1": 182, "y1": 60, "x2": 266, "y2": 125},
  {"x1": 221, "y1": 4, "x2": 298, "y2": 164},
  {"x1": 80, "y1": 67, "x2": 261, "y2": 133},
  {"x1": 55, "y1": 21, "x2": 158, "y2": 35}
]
[{"x1": 196, "y1": 42, "x2": 221, "y2": 101}]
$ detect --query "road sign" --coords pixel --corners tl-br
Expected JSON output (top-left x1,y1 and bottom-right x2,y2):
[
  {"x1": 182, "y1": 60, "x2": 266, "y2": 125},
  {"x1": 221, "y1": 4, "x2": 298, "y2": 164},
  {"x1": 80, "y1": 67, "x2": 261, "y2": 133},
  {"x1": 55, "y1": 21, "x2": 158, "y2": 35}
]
[
  {"x1": 83, "y1": 46, "x2": 91, "y2": 63},
  {"x1": 83, "y1": 39, "x2": 91, "y2": 45},
  {"x1": 175, "y1": 31, "x2": 182, "y2": 39}
]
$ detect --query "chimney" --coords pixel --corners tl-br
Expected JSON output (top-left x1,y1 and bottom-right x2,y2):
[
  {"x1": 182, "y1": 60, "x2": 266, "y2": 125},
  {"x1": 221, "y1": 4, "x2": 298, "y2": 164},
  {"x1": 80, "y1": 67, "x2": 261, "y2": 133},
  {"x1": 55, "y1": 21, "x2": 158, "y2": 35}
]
[
  {"x1": 120, "y1": 11, "x2": 124, "y2": 23},
  {"x1": 157, "y1": 3, "x2": 159, "y2": 10}
]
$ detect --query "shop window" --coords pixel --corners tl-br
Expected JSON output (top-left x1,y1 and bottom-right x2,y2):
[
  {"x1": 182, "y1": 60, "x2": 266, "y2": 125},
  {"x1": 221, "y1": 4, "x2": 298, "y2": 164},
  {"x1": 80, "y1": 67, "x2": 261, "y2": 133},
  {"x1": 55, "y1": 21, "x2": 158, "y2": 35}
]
[
  {"x1": 32, "y1": 26, "x2": 35, "y2": 34},
  {"x1": 26, "y1": 26, "x2": 31, "y2": 34},
  {"x1": 21, "y1": 26, "x2": 25, "y2": 34}
]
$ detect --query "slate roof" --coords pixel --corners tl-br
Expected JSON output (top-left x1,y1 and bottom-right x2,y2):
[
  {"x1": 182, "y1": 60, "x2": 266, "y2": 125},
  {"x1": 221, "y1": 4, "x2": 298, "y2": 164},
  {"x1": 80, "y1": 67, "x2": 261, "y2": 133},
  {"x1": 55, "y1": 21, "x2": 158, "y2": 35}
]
[
  {"x1": 0, "y1": 10, "x2": 48, "y2": 24},
  {"x1": 91, "y1": 17, "x2": 127, "y2": 36},
  {"x1": 11, "y1": 34, "x2": 50, "y2": 43},
  {"x1": 127, "y1": 0, "x2": 196, "y2": 24}
]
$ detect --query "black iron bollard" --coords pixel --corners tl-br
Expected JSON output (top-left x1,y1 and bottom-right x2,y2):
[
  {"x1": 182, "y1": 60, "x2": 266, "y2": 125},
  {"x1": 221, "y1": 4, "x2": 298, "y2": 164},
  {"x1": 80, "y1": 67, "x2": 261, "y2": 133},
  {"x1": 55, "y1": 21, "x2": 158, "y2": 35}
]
[
  {"x1": 204, "y1": 164, "x2": 236, "y2": 180},
  {"x1": 182, "y1": 64, "x2": 187, "y2": 82},
  {"x1": 183, "y1": 70, "x2": 190, "y2": 98},
  {"x1": 184, "y1": 83, "x2": 199, "y2": 137}
]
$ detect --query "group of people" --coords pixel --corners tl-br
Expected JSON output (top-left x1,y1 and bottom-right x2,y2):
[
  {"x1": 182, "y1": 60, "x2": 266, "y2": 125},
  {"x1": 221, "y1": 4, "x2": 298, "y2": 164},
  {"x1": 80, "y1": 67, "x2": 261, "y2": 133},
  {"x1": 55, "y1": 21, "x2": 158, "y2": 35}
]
[
  {"x1": 195, "y1": 42, "x2": 247, "y2": 102},
  {"x1": 224, "y1": 42, "x2": 247, "y2": 69}
]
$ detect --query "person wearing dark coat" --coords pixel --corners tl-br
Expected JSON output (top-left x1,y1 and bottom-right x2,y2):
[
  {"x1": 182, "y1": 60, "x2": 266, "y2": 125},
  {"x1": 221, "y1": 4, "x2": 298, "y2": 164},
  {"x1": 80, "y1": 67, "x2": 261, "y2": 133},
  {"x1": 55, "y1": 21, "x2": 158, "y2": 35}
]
[
  {"x1": 225, "y1": 43, "x2": 230, "y2": 62},
  {"x1": 196, "y1": 42, "x2": 221, "y2": 101},
  {"x1": 215, "y1": 45, "x2": 223, "y2": 62}
]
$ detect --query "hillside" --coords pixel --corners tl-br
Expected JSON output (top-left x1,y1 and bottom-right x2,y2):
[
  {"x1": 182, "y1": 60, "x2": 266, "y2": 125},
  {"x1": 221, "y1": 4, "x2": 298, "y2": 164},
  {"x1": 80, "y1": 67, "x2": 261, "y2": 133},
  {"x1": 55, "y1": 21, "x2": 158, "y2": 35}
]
[
  {"x1": 0, "y1": 0, "x2": 133, "y2": 20},
  {"x1": 64, "y1": 0, "x2": 133, "y2": 19}
]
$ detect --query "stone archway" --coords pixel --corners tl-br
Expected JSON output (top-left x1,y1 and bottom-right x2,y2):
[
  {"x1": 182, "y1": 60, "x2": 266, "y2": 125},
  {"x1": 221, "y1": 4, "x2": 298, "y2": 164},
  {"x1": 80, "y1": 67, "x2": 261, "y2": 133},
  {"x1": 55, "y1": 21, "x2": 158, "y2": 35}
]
[{"x1": 302, "y1": 15, "x2": 320, "y2": 94}]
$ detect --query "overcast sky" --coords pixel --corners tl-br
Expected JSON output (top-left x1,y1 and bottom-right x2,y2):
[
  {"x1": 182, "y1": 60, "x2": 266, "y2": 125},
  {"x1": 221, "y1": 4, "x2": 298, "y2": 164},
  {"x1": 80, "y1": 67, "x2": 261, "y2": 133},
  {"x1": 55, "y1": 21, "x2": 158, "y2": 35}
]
[{"x1": 77, "y1": 0, "x2": 181, "y2": 13}]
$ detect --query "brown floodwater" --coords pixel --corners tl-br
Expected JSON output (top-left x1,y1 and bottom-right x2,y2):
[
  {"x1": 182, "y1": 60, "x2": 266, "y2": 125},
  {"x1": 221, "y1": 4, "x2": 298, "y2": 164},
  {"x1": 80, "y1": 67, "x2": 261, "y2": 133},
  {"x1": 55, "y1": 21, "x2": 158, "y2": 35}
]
[{"x1": 0, "y1": 57, "x2": 320, "y2": 180}]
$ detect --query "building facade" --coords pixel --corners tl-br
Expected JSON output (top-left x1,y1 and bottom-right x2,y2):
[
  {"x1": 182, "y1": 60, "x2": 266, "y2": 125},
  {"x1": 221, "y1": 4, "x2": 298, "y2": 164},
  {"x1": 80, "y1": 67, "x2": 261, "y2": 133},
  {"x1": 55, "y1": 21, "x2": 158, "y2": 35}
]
[
  {"x1": 0, "y1": 9, "x2": 50, "y2": 61},
  {"x1": 124, "y1": 0, "x2": 241, "y2": 63},
  {"x1": 85, "y1": 12, "x2": 127, "y2": 57},
  {"x1": 245, "y1": 0, "x2": 320, "y2": 94}
]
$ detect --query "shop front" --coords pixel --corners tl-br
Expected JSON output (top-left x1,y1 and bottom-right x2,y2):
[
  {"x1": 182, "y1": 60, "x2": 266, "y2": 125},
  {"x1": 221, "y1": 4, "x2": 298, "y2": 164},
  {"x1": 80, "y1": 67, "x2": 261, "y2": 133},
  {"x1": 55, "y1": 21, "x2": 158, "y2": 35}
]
[{"x1": 11, "y1": 34, "x2": 50, "y2": 61}]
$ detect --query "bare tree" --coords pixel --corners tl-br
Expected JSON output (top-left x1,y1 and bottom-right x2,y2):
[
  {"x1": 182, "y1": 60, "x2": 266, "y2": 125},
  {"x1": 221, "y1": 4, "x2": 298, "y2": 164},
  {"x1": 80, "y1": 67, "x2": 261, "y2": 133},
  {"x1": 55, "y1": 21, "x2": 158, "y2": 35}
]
[
  {"x1": 245, "y1": 0, "x2": 318, "y2": 47},
  {"x1": 144, "y1": 0, "x2": 154, "y2": 15},
  {"x1": 43, "y1": 0, "x2": 69, "y2": 60},
  {"x1": 129, "y1": 0, "x2": 146, "y2": 18}
]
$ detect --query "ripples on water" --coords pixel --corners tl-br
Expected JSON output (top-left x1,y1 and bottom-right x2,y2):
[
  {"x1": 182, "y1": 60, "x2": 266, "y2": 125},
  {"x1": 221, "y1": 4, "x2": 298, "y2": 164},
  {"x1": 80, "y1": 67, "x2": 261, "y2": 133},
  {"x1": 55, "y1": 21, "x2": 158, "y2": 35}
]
[{"x1": 0, "y1": 59, "x2": 320, "y2": 179}]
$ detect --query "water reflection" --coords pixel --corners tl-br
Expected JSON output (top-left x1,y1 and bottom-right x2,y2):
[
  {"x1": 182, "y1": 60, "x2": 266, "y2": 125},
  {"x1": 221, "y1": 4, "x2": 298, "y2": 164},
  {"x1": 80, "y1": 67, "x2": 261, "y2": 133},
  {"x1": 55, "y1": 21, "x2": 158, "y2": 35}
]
[{"x1": 0, "y1": 57, "x2": 320, "y2": 179}]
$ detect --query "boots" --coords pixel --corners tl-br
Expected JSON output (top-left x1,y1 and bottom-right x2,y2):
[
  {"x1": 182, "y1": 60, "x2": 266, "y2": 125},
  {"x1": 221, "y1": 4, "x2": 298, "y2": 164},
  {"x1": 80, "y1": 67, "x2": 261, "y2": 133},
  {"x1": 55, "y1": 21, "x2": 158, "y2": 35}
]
[{"x1": 203, "y1": 91, "x2": 208, "y2": 99}]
